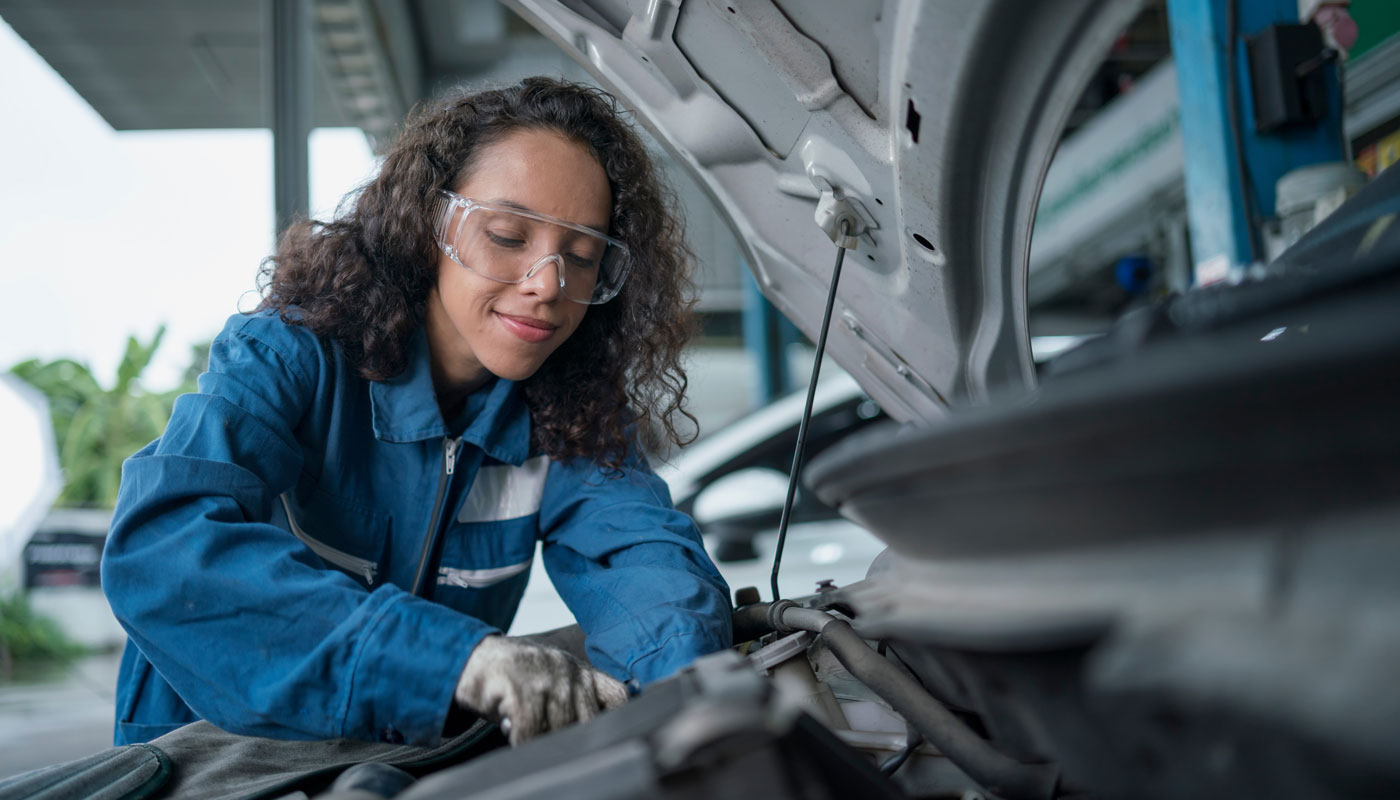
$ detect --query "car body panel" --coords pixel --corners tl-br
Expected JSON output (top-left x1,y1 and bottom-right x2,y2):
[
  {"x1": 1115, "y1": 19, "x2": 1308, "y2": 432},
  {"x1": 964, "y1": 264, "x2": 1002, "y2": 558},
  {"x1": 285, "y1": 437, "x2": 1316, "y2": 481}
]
[
  {"x1": 497, "y1": 3, "x2": 1400, "y2": 798},
  {"x1": 504, "y1": 0, "x2": 1147, "y2": 418}
]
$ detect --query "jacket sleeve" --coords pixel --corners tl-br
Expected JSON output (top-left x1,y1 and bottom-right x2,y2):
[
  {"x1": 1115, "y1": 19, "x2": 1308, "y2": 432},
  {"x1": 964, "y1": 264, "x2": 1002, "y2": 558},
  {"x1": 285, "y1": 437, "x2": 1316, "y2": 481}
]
[
  {"x1": 101, "y1": 314, "x2": 494, "y2": 745},
  {"x1": 537, "y1": 445, "x2": 732, "y2": 684}
]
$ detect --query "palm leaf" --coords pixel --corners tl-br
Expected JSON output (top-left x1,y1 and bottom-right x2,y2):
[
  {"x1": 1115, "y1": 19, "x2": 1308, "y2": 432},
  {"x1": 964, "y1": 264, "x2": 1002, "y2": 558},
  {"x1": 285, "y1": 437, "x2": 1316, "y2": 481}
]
[
  {"x1": 114, "y1": 326, "x2": 166, "y2": 396},
  {"x1": 9, "y1": 325, "x2": 207, "y2": 508}
]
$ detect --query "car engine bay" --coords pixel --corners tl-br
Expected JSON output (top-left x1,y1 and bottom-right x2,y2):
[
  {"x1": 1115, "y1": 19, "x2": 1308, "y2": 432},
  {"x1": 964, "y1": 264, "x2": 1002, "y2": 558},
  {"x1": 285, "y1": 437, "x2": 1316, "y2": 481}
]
[{"x1": 382, "y1": 165, "x2": 1400, "y2": 800}]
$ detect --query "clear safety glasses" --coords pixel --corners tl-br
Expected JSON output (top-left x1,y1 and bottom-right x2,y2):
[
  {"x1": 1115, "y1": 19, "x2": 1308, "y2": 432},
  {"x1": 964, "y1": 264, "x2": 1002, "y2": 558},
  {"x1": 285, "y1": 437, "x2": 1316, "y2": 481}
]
[{"x1": 432, "y1": 189, "x2": 631, "y2": 305}]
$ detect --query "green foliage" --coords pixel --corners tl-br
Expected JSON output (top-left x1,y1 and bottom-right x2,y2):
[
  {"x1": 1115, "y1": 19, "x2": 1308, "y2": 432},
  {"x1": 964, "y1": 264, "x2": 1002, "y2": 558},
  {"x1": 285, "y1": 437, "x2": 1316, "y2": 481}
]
[
  {"x1": 9, "y1": 326, "x2": 207, "y2": 508},
  {"x1": 0, "y1": 592, "x2": 84, "y2": 672}
]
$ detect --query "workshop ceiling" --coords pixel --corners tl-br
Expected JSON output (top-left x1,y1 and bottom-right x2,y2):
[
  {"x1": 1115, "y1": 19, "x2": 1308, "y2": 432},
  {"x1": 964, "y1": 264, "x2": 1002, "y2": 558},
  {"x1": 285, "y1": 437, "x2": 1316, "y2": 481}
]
[{"x1": 0, "y1": 0, "x2": 529, "y2": 148}]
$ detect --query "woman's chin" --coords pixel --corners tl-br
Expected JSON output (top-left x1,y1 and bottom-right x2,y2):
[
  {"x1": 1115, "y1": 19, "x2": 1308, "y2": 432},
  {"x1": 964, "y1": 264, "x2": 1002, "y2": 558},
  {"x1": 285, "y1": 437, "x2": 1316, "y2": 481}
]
[{"x1": 480, "y1": 357, "x2": 545, "y2": 383}]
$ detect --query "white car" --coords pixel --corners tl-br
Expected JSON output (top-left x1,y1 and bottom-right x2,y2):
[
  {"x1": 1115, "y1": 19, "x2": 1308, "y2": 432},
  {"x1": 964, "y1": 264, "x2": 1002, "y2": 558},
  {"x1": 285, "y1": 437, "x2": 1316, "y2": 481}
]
[{"x1": 513, "y1": 372, "x2": 889, "y2": 633}]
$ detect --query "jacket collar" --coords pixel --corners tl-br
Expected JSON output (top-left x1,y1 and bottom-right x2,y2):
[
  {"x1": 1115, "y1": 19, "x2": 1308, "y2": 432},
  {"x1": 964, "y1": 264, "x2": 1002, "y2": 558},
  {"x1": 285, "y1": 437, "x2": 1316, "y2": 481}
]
[{"x1": 369, "y1": 327, "x2": 532, "y2": 465}]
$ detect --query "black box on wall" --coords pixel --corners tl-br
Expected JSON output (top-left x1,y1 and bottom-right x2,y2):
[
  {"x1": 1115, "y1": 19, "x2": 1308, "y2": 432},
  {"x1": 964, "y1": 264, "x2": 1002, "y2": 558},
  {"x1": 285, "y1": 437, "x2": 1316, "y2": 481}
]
[{"x1": 1247, "y1": 23, "x2": 1329, "y2": 134}]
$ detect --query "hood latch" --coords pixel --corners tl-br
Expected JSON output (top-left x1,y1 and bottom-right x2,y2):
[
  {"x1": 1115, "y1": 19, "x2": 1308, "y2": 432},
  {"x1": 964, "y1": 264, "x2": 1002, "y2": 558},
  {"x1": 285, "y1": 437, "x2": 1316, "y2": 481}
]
[{"x1": 811, "y1": 177, "x2": 877, "y2": 250}]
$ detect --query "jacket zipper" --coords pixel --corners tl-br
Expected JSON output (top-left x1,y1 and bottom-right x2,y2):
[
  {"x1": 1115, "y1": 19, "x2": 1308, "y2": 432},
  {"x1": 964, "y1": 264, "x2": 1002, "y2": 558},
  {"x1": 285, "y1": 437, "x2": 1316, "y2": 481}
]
[
  {"x1": 411, "y1": 436, "x2": 462, "y2": 596},
  {"x1": 279, "y1": 495, "x2": 379, "y2": 585}
]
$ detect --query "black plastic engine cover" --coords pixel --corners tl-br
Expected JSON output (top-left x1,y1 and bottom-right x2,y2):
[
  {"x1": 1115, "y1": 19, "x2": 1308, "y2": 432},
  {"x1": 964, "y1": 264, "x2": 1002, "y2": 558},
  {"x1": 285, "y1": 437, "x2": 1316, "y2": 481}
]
[
  {"x1": 395, "y1": 651, "x2": 902, "y2": 800},
  {"x1": 808, "y1": 261, "x2": 1400, "y2": 559}
]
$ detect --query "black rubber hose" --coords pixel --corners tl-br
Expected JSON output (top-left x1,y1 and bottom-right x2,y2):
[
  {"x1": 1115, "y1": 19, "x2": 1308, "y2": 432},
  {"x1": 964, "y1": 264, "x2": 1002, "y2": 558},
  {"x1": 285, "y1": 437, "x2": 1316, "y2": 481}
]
[
  {"x1": 798, "y1": 614, "x2": 1059, "y2": 800},
  {"x1": 732, "y1": 602, "x2": 776, "y2": 644},
  {"x1": 879, "y1": 727, "x2": 920, "y2": 776}
]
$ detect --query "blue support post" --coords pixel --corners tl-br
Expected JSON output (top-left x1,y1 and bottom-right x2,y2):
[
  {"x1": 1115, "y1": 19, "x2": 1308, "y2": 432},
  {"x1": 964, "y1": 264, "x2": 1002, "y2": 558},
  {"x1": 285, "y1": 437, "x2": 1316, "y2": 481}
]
[
  {"x1": 1166, "y1": 0, "x2": 1346, "y2": 283},
  {"x1": 742, "y1": 267, "x2": 792, "y2": 406}
]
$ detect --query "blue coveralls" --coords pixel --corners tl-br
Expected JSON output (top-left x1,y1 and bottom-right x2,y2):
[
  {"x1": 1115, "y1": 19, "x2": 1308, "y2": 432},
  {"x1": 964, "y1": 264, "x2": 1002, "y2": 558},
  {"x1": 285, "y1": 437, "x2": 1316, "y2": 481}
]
[{"x1": 101, "y1": 311, "x2": 732, "y2": 746}]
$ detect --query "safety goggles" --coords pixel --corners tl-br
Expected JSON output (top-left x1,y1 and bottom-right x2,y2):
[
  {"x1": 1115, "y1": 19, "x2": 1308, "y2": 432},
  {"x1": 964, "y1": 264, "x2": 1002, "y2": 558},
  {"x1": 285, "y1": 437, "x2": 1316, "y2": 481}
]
[{"x1": 432, "y1": 189, "x2": 631, "y2": 305}]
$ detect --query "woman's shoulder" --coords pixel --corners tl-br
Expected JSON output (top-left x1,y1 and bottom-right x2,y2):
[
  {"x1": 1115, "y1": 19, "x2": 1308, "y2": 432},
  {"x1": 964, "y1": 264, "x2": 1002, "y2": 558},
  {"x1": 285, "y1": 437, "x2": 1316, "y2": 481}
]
[
  {"x1": 543, "y1": 433, "x2": 664, "y2": 488},
  {"x1": 218, "y1": 306, "x2": 326, "y2": 346},
  {"x1": 213, "y1": 308, "x2": 333, "y2": 384}
]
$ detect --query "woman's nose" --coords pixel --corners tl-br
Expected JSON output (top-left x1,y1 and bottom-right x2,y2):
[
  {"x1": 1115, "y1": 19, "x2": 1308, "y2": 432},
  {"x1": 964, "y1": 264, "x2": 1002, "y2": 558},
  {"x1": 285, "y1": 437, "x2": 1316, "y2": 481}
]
[{"x1": 519, "y1": 254, "x2": 566, "y2": 301}]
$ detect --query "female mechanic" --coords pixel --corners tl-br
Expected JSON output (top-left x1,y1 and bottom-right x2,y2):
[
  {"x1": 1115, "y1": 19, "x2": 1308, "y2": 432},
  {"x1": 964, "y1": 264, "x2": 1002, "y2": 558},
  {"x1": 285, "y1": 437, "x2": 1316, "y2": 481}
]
[{"x1": 100, "y1": 77, "x2": 733, "y2": 748}]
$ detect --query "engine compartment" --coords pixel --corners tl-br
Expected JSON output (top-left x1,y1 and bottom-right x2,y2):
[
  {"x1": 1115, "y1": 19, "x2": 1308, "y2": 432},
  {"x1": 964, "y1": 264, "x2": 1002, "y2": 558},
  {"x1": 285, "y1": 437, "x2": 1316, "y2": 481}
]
[{"x1": 383, "y1": 167, "x2": 1400, "y2": 800}]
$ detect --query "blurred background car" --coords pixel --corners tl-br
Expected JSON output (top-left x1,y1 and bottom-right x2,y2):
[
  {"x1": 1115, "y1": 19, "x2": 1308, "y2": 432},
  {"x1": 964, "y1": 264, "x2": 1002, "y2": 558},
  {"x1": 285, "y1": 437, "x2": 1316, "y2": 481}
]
[{"x1": 512, "y1": 370, "x2": 889, "y2": 633}]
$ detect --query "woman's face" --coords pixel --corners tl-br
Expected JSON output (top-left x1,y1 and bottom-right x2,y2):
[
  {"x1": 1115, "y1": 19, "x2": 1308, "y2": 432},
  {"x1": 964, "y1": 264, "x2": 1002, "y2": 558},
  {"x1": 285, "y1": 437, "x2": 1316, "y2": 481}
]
[{"x1": 426, "y1": 128, "x2": 611, "y2": 392}]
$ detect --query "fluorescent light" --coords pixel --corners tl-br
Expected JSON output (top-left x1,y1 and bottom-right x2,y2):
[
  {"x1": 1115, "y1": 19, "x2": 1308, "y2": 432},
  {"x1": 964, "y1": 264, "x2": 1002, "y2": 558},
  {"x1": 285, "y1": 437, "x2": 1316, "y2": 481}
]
[{"x1": 1031, "y1": 334, "x2": 1097, "y2": 362}]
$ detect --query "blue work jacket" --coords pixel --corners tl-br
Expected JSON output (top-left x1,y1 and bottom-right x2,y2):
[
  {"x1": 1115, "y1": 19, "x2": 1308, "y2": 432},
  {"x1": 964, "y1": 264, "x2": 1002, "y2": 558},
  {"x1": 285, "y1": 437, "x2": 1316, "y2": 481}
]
[{"x1": 101, "y1": 310, "x2": 731, "y2": 747}]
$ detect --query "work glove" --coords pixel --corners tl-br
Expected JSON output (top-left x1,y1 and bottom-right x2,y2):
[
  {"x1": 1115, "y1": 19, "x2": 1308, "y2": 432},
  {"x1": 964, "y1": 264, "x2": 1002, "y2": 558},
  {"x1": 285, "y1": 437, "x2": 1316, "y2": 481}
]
[{"x1": 454, "y1": 634, "x2": 629, "y2": 745}]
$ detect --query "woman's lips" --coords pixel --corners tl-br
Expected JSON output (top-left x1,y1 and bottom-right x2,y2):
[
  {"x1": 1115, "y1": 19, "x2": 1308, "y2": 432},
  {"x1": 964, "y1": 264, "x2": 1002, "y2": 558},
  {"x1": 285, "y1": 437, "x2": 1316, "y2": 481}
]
[{"x1": 497, "y1": 312, "x2": 559, "y2": 343}]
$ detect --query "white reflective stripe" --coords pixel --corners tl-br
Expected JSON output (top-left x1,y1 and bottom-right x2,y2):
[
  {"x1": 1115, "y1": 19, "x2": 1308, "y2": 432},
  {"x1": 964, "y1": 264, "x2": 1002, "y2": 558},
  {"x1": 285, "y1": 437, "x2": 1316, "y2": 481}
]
[
  {"x1": 456, "y1": 455, "x2": 550, "y2": 523},
  {"x1": 437, "y1": 559, "x2": 532, "y2": 589}
]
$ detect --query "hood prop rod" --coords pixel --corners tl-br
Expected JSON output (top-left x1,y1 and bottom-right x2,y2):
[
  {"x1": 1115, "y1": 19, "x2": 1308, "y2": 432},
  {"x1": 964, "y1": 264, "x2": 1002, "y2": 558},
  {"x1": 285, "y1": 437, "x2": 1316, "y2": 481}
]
[{"x1": 771, "y1": 219, "x2": 852, "y2": 602}]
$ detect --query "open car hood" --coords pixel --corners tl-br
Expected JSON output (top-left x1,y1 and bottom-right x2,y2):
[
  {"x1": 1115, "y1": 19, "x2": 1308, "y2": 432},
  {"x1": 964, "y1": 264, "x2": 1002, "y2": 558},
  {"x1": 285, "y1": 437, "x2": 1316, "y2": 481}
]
[{"x1": 505, "y1": 0, "x2": 1145, "y2": 420}]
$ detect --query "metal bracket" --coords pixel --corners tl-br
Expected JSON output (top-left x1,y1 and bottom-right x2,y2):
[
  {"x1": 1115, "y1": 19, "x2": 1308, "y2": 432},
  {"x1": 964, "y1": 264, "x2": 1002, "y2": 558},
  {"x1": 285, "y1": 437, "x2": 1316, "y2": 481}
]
[
  {"x1": 813, "y1": 182, "x2": 876, "y2": 250},
  {"x1": 842, "y1": 311, "x2": 949, "y2": 408},
  {"x1": 748, "y1": 630, "x2": 815, "y2": 673},
  {"x1": 621, "y1": 0, "x2": 698, "y2": 98}
]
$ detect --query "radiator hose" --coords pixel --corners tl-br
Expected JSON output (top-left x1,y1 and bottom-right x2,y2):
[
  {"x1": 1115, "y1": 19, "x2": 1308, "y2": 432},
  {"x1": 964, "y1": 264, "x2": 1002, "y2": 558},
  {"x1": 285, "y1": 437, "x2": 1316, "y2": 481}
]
[{"x1": 768, "y1": 601, "x2": 1060, "y2": 800}]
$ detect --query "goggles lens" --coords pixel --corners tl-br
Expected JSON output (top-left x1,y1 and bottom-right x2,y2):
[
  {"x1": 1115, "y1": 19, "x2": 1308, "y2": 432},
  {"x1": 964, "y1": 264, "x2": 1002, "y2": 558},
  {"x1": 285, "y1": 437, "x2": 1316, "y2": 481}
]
[{"x1": 434, "y1": 190, "x2": 630, "y2": 304}]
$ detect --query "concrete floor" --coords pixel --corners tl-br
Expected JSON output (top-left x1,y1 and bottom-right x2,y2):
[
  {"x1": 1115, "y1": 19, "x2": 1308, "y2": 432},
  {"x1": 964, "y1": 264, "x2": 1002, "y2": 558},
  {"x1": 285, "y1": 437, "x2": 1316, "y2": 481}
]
[{"x1": 0, "y1": 651, "x2": 120, "y2": 780}]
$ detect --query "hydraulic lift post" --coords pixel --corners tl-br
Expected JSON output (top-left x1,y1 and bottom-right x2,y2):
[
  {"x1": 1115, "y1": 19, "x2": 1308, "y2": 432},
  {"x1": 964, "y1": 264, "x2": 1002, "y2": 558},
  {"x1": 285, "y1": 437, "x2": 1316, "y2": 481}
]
[{"x1": 1166, "y1": 0, "x2": 1348, "y2": 284}]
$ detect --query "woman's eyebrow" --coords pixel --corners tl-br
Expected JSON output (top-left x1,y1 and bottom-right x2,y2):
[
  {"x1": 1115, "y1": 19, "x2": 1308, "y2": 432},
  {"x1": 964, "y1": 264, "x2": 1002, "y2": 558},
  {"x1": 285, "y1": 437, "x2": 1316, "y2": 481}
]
[
  {"x1": 486, "y1": 197, "x2": 533, "y2": 213},
  {"x1": 486, "y1": 198, "x2": 608, "y2": 233}
]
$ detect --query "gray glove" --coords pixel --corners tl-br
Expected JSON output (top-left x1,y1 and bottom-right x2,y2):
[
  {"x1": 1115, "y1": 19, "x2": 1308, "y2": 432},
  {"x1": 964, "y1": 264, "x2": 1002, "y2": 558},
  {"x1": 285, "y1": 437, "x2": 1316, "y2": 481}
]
[{"x1": 455, "y1": 634, "x2": 629, "y2": 745}]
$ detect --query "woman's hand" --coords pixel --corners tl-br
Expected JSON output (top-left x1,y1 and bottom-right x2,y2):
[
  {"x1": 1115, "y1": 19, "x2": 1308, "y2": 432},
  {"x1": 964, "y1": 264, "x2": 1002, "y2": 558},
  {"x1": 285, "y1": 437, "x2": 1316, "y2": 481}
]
[{"x1": 455, "y1": 635, "x2": 629, "y2": 745}]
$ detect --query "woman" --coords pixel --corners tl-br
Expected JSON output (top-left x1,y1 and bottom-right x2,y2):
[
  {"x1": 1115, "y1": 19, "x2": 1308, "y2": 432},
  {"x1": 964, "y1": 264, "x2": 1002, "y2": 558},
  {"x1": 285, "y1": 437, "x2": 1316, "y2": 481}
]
[{"x1": 100, "y1": 77, "x2": 733, "y2": 749}]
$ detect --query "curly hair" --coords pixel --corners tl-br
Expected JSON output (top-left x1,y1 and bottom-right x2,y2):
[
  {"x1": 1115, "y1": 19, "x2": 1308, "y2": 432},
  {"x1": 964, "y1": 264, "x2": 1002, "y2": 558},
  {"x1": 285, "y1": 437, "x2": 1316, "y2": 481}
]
[{"x1": 257, "y1": 77, "x2": 697, "y2": 468}]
